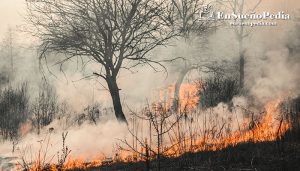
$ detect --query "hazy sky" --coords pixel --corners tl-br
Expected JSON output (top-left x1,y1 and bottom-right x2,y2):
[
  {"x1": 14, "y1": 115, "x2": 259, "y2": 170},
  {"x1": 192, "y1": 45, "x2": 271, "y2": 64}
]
[
  {"x1": 0, "y1": 0, "x2": 25, "y2": 39},
  {"x1": 0, "y1": 0, "x2": 299, "y2": 109},
  {"x1": 0, "y1": 0, "x2": 299, "y2": 39}
]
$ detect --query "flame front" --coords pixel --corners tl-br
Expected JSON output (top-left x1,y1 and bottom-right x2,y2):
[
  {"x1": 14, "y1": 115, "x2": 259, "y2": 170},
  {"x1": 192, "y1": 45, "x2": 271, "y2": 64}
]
[
  {"x1": 164, "y1": 98, "x2": 290, "y2": 156},
  {"x1": 25, "y1": 92, "x2": 290, "y2": 171}
]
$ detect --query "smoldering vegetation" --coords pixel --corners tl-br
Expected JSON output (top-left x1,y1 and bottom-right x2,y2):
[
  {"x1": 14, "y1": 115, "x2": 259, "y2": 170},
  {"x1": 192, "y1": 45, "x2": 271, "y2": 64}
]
[{"x1": 0, "y1": 0, "x2": 299, "y2": 171}]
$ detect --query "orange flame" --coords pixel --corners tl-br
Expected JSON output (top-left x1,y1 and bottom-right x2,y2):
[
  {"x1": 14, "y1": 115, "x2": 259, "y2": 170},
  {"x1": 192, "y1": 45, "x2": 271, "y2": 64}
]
[
  {"x1": 158, "y1": 83, "x2": 199, "y2": 112},
  {"x1": 164, "y1": 98, "x2": 290, "y2": 156},
  {"x1": 26, "y1": 97, "x2": 290, "y2": 171}
]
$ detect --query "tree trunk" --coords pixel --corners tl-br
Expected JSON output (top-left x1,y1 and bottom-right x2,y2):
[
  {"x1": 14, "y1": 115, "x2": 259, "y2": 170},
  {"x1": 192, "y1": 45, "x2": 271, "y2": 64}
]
[
  {"x1": 238, "y1": 25, "x2": 245, "y2": 89},
  {"x1": 107, "y1": 76, "x2": 128, "y2": 124},
  {"x1": 238, "y1": 0, "x2": 245, "y2": 89},
  {"x1": 173, "y1": 68, "x2": 190, "y2": 112},
  {"x1": 157, "y1": 132, "x2": 161, "y2": 171},
  {"x1": 239, "y1": 53, "x2": 245, "y2": 89}
]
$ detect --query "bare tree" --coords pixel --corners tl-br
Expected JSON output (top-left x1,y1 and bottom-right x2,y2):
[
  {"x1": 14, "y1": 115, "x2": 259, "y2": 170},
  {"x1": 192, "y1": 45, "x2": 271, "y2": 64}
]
[
  {"x1": 0, "y1": 27, "x2": 18, "y2": 84},
  {"x1": 167, "y1": 0, "x2": 217, "y2": 112},
  {"x1": 119, "y1": 102, "x2": 183, "y2": 170},
  {"x1": 31, "y1": 80, "x2": 59, "y2": 135},
  {"x1": 216, "y1": 0, "x2": 262, "y2": 89},
  {"x1": 2, "y1": 28, "x2": 15, "y2": 76},
  {"x1": 26, "y1": 0, "x2": 176, "y2": 123}
]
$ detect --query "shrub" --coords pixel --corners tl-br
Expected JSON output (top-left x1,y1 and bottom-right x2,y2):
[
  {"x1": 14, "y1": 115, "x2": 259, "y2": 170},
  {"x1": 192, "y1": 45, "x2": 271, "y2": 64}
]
[
  {"x1": 0, "y1": 83, "x2": 29, "y2": 140},
  {"x1": 199, "y1": 75, "x2": 240, "y2": 108}
]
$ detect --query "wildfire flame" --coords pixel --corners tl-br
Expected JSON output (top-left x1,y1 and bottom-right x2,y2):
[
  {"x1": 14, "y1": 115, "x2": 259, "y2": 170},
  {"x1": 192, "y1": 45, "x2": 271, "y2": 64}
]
[
  {"x1": 23, "y1": 92, "x2": 290, "y2": 171},
  {"x1": 158, "y1": 83, "x2": 199, "y2": 112},
  {"x1": 164, "y1": 98, "x2": 290, "y2": 156}
]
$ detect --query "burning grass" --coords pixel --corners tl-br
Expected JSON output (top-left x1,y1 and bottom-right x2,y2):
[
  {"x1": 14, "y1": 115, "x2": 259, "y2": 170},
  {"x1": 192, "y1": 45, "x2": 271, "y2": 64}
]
[
  {"x1": 161, "y1": 98, "x2": 290, "y2": 157},
  {"x1": 20, "y1": 95, "x2": 293, "y2": 171}
]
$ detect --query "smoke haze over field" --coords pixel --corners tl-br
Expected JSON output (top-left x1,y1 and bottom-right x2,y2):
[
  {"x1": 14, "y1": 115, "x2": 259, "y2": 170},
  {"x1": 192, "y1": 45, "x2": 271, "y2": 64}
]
[
  {"x1": 0, "y1": 1, "x2": 299, "y2": 170},
  {"x1": 0, "y1": 0, "x2": 299, "y2": 109}
]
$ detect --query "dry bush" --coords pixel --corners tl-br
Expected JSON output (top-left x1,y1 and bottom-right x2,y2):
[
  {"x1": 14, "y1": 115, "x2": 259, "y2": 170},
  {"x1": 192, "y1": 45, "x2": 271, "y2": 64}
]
[
  {"x1": 19, "y1": 132, "x2": 71, "y2": 171},
  {"x1": 199, "y1": 75, "x2": 240, "y2": 108},
  {"x1": 31, "y1": 81, "x2": 59, "y2": 135},
  {"x1": 0, "y1": 83, "x2": 29, "y2": 141}
]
